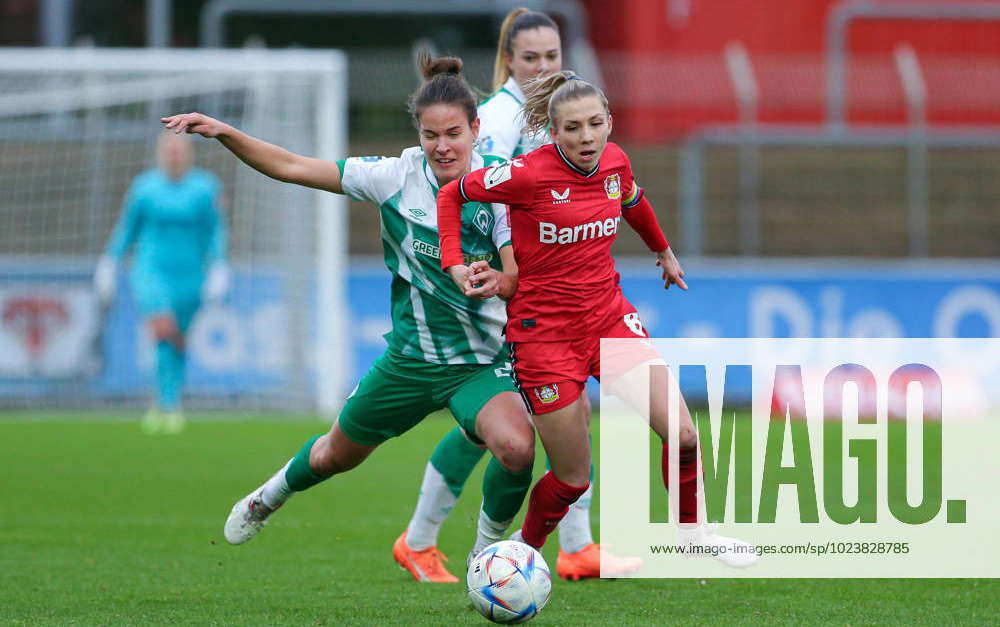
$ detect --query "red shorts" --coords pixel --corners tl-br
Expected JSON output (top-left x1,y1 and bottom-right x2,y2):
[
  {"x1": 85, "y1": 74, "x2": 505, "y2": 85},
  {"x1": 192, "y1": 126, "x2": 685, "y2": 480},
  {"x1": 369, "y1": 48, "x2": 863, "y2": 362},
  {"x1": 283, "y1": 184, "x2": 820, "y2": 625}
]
[{"x1": 510, "y1": 305, "x2": 658, "y2": 415}]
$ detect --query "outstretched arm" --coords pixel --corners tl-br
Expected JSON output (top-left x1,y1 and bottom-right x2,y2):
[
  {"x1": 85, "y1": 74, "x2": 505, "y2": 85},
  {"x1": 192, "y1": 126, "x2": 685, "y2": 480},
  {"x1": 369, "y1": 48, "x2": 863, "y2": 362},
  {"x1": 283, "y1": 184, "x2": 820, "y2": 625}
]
[
  {"x1": 161, "y1": 113, "x2": 343, "y2": 194},
  {"x1": 622, "y1": 195, "x2": 687, "y2": 290}
]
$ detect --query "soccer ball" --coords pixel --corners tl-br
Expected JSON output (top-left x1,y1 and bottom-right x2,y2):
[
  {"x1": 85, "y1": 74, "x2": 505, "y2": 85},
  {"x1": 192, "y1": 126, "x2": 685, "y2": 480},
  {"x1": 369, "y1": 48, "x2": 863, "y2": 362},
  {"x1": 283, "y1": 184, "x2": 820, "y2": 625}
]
[{"x1": 467, "y1": 540, "x2": 552, "y2": 624}]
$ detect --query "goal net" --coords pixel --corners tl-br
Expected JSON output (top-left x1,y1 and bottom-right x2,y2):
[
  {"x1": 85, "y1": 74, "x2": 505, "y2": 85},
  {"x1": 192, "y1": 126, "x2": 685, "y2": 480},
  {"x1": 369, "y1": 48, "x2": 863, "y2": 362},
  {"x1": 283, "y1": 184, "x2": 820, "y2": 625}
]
[{"x1": 0, "y1": 48, "x2": 349, "y2": 416}]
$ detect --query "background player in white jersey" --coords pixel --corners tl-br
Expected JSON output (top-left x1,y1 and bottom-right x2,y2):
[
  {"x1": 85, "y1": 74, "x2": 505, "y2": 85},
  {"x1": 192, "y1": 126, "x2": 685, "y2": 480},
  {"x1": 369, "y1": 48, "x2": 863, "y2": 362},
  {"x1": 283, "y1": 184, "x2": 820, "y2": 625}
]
[
  {"x1": 400, "y1": 7, "x2": 640, "y2": 581},
  {"x1": 476, "y1": 8, "x2": 560, "y2": 159},
  {"x1": 162, "y1": 53, "x2": 537, "y2": 583}
]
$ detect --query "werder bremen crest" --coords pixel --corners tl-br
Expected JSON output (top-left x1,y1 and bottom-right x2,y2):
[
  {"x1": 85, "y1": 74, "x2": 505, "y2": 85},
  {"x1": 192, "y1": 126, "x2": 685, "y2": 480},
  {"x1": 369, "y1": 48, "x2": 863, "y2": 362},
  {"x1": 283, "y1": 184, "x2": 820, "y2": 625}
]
[{"x1": 473, "y1": 206, "x2": 493, "y2": 237}]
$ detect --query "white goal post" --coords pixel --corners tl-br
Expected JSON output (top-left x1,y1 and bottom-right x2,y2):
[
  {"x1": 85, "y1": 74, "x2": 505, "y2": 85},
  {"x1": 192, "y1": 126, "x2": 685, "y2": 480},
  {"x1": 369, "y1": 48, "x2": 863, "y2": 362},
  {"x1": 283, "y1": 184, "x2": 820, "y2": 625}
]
[{"x1": 0, "y1": 48, "x2": 349, "y2": 417}]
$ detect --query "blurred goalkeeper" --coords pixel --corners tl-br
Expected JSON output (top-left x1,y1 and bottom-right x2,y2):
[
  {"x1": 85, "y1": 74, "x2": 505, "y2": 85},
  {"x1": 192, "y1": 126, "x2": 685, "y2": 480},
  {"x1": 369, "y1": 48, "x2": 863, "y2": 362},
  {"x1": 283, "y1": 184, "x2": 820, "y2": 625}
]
[{"x1": 94, "y1": 132, "x2": 229, "y2": 434}]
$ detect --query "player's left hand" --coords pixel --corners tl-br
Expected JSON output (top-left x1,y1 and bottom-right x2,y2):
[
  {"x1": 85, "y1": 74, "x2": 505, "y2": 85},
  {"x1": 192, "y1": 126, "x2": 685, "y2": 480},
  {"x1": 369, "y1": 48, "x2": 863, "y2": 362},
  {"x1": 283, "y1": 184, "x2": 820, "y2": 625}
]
[
  {"x1": 655, "y1": 247, "x2": 688, "y2": 290},
  {"x1": 465, "y1": 261, "x2": 501, "y2": 300}
]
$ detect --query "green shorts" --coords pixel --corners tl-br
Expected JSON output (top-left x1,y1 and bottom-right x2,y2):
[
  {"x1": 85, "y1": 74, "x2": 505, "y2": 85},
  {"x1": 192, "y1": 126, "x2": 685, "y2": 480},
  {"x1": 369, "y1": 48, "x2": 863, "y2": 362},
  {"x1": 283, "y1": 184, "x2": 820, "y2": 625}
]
[{"x1": 337, "y1": 350, "x2": 518, "y2": 446}]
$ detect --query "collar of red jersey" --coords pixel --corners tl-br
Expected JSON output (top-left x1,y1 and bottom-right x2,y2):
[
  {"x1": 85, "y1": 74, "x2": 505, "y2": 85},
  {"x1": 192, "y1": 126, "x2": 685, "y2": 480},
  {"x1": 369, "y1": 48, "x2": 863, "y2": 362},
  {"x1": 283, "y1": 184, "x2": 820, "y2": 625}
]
[{"x1": 554, "y1": 143, "x2": 600, "y2": 178}]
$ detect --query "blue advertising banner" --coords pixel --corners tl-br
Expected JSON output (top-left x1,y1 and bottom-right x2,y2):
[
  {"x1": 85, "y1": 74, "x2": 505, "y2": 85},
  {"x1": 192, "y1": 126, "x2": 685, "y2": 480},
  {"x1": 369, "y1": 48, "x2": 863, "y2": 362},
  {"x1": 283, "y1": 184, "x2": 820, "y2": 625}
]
[
  {"x1": 1, "y1": 259, "x2": 997, "y2": 404},
  {"x1": 351, "y1": 260, "x2": 1000, "y2": 403}
]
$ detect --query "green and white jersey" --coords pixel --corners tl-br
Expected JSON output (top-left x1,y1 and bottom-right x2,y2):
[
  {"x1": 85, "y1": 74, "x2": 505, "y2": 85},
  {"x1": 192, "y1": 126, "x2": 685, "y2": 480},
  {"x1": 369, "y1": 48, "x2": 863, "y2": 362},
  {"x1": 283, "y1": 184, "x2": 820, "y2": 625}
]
[
  {"x1": 337, "y1": 147, "x2": 511, "y2": 365},
  {"x1": 475, "y1": 76, "x2": 551, "y2": 160}
]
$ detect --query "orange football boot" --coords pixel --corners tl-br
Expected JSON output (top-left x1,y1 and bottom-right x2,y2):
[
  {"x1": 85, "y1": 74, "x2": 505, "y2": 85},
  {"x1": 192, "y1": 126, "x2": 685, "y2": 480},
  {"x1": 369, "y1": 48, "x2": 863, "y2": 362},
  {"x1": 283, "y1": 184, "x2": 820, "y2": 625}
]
[
  {"x1": 556, "y1": 543, "x2": 643, "y2": 580},
  {"x1": 392, "y1": 531, "x2": 459, "y2": 583}
]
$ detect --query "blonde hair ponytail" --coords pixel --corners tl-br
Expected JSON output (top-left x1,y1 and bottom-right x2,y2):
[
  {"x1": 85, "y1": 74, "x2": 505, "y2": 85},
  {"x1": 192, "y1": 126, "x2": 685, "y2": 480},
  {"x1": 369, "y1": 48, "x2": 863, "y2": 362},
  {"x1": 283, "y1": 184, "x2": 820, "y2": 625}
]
[{"x1": 520, "y1": 71, "x2": 608, "y2": 136}]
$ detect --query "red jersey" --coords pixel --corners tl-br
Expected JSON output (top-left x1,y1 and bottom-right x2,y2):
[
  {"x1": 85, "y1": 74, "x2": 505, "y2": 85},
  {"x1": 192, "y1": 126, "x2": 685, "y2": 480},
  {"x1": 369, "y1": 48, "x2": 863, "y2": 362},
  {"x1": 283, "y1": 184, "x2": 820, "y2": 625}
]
[{"x1": 439, "y1": 142, "x2": 648, "y2": 342}]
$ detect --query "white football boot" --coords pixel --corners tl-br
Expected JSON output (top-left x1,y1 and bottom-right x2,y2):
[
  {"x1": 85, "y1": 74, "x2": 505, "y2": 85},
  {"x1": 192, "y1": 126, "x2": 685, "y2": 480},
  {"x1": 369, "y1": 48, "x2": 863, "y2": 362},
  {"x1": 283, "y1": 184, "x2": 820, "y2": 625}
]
[
  {"x1": 224, "y1": 488, "x2": 276, "y2": 545},
  {"x1": 677, "y1": 524, "x2": 759, "y2": 568}
]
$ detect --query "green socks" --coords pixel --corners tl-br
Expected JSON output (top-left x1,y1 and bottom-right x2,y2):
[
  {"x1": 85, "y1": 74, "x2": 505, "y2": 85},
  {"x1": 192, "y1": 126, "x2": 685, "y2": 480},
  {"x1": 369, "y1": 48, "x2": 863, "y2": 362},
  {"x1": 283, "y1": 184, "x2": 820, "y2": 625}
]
[
  {"x1": 285, "y1": 434, "x2": 325, "y2": 492},
  {"x1": 482, "y1": 456, "x2": 534, "y2": 523},
  {"x1": 429, "y1": 426, "x2": 488, "y2": 498}
]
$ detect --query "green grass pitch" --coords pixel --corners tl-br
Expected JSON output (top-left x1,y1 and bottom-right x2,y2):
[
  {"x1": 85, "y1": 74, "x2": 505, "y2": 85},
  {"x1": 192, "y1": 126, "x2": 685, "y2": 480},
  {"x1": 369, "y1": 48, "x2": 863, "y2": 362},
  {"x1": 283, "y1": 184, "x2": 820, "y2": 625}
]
[{"x1": 1, "y1": 413, "x2": 997, "y2": 625}]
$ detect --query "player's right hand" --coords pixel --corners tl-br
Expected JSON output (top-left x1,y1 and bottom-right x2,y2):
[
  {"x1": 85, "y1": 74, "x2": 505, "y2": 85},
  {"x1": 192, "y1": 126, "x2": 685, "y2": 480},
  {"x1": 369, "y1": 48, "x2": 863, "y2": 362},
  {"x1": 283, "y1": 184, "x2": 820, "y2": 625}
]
[{"x1": 161, "y1": 112, "x2": 227, "y2": 138}]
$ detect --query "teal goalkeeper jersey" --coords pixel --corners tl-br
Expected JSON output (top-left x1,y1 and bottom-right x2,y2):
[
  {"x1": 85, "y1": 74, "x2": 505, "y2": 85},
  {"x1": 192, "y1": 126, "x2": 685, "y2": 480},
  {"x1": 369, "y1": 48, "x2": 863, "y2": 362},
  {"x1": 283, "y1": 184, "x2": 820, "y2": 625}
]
[
  {"x1": 337, "y1": 148, "x2": 510, "y2": 366},
  {"x1": 105, "y1": 167, "x2": 226, "y2": 279}
]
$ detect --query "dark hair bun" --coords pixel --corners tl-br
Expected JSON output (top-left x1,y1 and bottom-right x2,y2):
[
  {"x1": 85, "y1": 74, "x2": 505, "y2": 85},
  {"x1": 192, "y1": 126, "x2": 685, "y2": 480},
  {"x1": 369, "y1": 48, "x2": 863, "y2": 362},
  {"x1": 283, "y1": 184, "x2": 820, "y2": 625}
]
[
  {"x1": 408, "y1": 51, "x2": 477, "y2": 128},
  {"x1": 417, "y1": 51, "x2": 463, "y2": 80}
]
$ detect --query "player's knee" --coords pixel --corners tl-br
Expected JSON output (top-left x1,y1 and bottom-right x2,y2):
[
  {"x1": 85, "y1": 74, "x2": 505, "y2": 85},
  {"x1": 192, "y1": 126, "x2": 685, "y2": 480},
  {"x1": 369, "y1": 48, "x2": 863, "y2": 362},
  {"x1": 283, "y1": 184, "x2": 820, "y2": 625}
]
[
  {"x1": 678, "y1": 423, "x2": 698, "y2": 449},
  {"x1": 149, "y1": 316, "x2": 178, "y2": 340},
  {"x1": 492, "y1": 433, "x2": 534, "y2": 473},
  {"x1": 658, "y1": 429, "x2": 698, "y2": 451}
]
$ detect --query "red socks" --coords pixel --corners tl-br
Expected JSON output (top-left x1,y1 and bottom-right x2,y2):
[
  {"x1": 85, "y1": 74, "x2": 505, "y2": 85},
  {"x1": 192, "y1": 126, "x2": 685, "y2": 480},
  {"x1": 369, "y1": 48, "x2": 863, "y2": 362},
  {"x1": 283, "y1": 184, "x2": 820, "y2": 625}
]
[
  {"x1": 521, "y1": 471, "x2": 589, "y2": 548},
  {"x1": 519, "y1": 446, "x2": 696, "y2": 547},
  {"x1": 661, "y1": 443, "x2": 699, "y2": 524}
]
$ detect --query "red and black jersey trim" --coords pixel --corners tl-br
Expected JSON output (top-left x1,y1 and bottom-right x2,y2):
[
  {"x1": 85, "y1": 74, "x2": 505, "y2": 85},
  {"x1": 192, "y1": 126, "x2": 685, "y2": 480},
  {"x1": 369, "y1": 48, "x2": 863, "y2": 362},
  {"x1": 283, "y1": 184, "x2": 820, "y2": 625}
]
[
  {"x1": 554, "y1": 144, "x2": 600, "y2": 178},
  {"x1": 458, "y1": 174, "x2": 471, "y2": 202},
  {"x1": 508, "y1": 342, "x2": 537, "y2": 415}
]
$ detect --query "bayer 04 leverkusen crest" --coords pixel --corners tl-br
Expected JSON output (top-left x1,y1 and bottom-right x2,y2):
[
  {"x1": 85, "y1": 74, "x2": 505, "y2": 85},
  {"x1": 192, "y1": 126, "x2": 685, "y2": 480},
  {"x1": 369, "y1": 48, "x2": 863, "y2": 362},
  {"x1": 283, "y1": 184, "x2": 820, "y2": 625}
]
[
  {"x1": 604, "y1": 174, "x2": 621, "y2": 199},
  {"x1": 534, "y1": 383, "x2": 560, "y2": 404}
]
